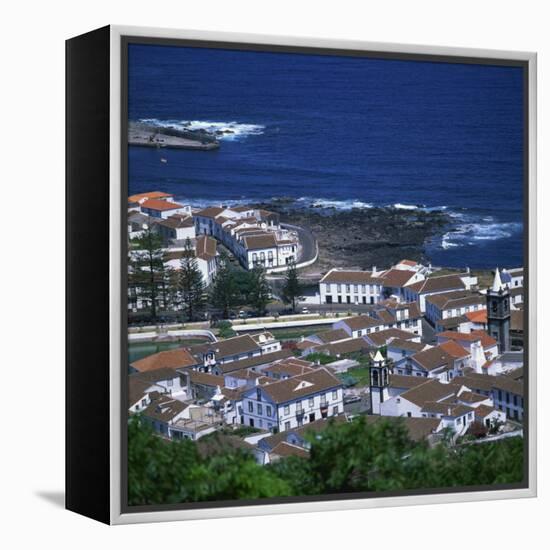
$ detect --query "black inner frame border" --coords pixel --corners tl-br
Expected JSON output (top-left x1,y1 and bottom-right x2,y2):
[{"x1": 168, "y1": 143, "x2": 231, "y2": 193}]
[{"x1": 120, "y1": 34, "x2": 530, "y2": 516}]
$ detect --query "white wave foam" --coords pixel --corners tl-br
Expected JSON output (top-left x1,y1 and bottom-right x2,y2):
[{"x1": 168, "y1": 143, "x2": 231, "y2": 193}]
[
  {"x1": 441, "y1": 221, "x2": 522, "y2": 249},
  {"x1": 393, "y1": 203, "x2": 421, "y2": 210},
  {"x1": 296, "y1": 197, "x2": 373, "y2": 210},
  {"x1": 139, "y1": 118, "x2": 265, "y2": 140}
]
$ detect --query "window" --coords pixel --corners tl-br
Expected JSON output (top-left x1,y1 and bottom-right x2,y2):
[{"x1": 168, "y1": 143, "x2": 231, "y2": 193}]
[
  {"x1": 284, "y1": 405, "x2": 290, "y2": 415},
  {"x1": 266, "y1": 405, "x2": 272, "y2": 417},
  {"x1": 309, "y1": 398, "x2": 314, "y2": 407},
  {"x1": 167, "y1": 379, "x2": 173, "y2": 386},
  {"x1": 257, "y1": 403, "x2": 263, "y2": 415},
  {"x1": 284, "y1": 421, "x2": 291, "y2": 431},
  {"x1": 332, "y1": 390, "x2": 337, "y2": 399},
  {"x1": 354, "y1": 285, "x2": 358, "y2": 293},
  {"x1": 332, "y1": 406, "x2": 339, "y2": 415},
  {"x1": 248, "y1": 401, "x2": 253, "y2": 413},
  {"x1": 346, "y1": 284, "x2": 351, "y2": 293}
]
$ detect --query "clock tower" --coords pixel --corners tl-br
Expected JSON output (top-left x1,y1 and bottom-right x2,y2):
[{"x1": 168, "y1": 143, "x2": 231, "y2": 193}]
[
  {"x1": 369, "y1": 350, "x2": 390, "y2": 415},
  {"x1": 486, "y1": 268, "x2": 511, "y2": 353}
]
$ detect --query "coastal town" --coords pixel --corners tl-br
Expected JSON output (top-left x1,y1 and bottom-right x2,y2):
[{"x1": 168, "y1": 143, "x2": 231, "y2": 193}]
[{"x1": 127, "y1": 190, "x2": 525, "y2": 466}]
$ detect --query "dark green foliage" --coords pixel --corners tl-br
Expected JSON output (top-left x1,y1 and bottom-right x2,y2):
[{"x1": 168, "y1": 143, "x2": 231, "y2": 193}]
[
  {"x1": 128, "y1": 415, "x2": 524, "y2": 506},
  {"x1": 129, "y1": 224, "x2": 167, "y2": 320},
  {"x1": 128, "y1": 417, "x2": 289, "y2": 506},
  {"x1": 213, "y1": 320, "x2": 236, "y2": 338},
  {"x1": 281, "y1": 261, "x2": 303, "y2": 312},
  {"x1": 248, "y1": 266, "x2": 272, "y2": 314},
  {"x1": 209, "y1": 254, "x2": 240, "y2": 318},
  {"x1": 178, "y1": 237, "x2": 205, "y2": 321}
]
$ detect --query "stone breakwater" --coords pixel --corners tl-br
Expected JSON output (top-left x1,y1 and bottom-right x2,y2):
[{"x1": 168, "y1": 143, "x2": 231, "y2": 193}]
[
  {"x1": 250, "y1": 198, "x2": 452, "y2": 271},
  {"x1": 128, "y1": 121, "x2": 220, "y2": 151}
]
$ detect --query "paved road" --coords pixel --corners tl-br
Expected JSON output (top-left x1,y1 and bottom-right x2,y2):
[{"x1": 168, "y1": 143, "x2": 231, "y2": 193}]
[{"x1": 281, "y1": 222, "x2": 317, "y2": 266}]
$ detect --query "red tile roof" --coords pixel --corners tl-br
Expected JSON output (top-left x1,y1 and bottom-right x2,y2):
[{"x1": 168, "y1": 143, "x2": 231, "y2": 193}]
[
  {"x1": 128, "y1": 191, "x2": 173, "y2": 202},
  {"x1": 438, "y1": 330, "x2": 497, "y2": 348},
  {"x1": 439, "y1": 340, "x2": 470, "y2": 359},
  {"x1": 141, "y1": 199, "x2": 184, "y2": 211},
  {"x1": 465, "y1": 309, "x2": 487, "y2": 323},
  {"x1": 131, "y1": 348, "x2": 198, "y2": 372}
]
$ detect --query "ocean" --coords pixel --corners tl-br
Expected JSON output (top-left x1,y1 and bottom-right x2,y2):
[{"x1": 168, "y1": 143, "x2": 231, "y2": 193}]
[{"x1": 128, "y1": 44, "x2": 525, "y2": 269}]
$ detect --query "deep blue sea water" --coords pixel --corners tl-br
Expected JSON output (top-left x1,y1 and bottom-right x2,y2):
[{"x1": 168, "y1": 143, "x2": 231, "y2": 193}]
[{"x1": 128, "y1": 44, "x2": 524, "y2": 269}]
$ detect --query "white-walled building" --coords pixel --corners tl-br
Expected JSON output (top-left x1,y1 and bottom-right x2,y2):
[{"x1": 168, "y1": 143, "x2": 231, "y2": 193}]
[
  {"x1": 163, "y1": 235, "x2": 218, "y2": 287},
  {"x1": 500, "y1": 267, "x2": 523, "y2": 290},
  {"x1": 140, "y1": 198, "x2": 191, "y2": 219},
  {"x1": 379, "y1": 378, "x2": 478, "y2": 437},
  {"x1": 391, "y1": 344, "x2": 468, "y2": 382},
  {"x1": 379, "y1": 268, "x2": 425, "y2": 302},
  {"x1": 402, "y1": 272, "x2": 477, "y2": 312},
  {"x1": 436, "y1": 330, "x2": 499, "y2": 363},
  {"x1": 153, "y1": 214, "x2": 196, "y2": 244},
  {"x1": 425, "y1": 290, "x2": 485, "y2": 325},
  {"x1": 194, "y1": 205, "x2": 299, "y2": 271},
  {"x1": 241, "y1": 368, "x2": 344, "y2": 432},
  {"x1": 319, "y1": 269, "x2": 384, "y2": 305},
  {"x1": 188, "y1": 333, "x2": 282, "y2": 373},
  {"x1": 333, "y1": 302, "x2": 423, "y2": 339}
]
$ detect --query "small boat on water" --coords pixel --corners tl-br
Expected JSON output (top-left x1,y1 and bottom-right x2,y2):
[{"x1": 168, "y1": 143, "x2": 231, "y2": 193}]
[{"x1": 160, "y1": 158, "x2": 168, "y2": 163}]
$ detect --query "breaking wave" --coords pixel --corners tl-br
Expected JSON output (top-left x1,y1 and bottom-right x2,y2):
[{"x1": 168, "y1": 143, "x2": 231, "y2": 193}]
[
  {"x1": 296, "y1": 197, "x2": 374, "y2": 210},
  {"x1": 441, "y1": 220, "x2": 522, "y2": 249}
]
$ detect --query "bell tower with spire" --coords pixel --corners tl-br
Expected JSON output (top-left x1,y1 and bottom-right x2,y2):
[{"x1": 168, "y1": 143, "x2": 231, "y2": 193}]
[
  {"x1": 369, "y1": 350, "x2": 390, "y2": 415},
  {"x1": 486, "y1": 268, "x2": 511, "y2": 353}
]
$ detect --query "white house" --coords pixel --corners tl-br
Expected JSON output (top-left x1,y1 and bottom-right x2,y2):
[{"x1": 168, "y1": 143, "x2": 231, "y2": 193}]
[
  {"x1": 241, "y1": 367, "x2": 344, "y2": 432},
  {"x1": 391, "y1": 344, "x2": 467, "y2": 382},
  {"x1": 379, "y1": 379, "x2": 477, "y2": 437},
  {"x1": 319, "y1": 269, "x2": 384, "y2": 305},
  {"x1": 153, "y1": 213, "x2": 196, "y2": 244},
  {"x1": 500, "y1": 267, "x2": 523, "y2": 290},
  {"x1": 436, "y1": 330, "x2": 499, "y2": 364},
  {"x1": 140, "y1": 198, "x2": 190, "y2": 219},
  {"x1": 425, "y1": 290, "x2": 485, "y2": 325},
  {"x1": 491, "y1": 376, "x2": 524, "y2": 421},
  {"x1": 333, "y1": 302, "x2": 423, "y2": 340},
  {"x1": 194, "y1": 204, "x2": 298, "y2": 272},
  {"x1": 251, "y1": 332, "x2": 282, "y2": 354},
  {"x1": 379, "y1": 268, "x2": 425, "y2": 302},
  {"x1": 386, "y1": 339, "x2": 430, "y2": 363},
  {"x1": 402, "y1": 272, "x2": 477, "y2": 312}
]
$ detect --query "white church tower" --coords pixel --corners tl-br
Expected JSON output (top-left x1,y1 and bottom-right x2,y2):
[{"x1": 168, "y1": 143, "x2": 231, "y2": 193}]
[{"x1": 369, "y1": 350, "x2": 390, "y2": 415}]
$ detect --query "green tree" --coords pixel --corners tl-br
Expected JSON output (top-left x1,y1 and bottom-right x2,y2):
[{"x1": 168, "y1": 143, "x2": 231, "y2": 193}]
[
  {"x1": 128, "y1": 417, "x2": 290, "y2": 505},
  {"x1": 178, "y1": 237, "x2": 205, "y2": 321},
  {"x1": 249, "y1": 266, "x2": 271, "y2": 314},
  {"x1": 209, "y1": 253, "x2": 240, "y2": 318},
  {"x1": 129, "y1": 223, "x2": 166, "y2": 321},
  {"x1": 281, "y1": 261, "x2": 303, "y2": 312},
  {"x1": 213, "y1": 320, "x2": 236, "y2": 339}
]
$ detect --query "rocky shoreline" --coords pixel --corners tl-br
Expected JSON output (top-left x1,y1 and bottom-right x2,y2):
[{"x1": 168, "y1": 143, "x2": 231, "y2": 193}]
[{"x1": 251, "y1": 198, "x2": 452, "y2": 272}]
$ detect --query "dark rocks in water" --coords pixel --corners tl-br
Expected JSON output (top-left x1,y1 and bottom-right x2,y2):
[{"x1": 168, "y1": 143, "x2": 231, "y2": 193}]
[
  {"x1": 130, "y1": 120, "x2": 219, "y2": 144},
  {"x1": 250, "y1": 200, "x2": 451, "y2": 271}
]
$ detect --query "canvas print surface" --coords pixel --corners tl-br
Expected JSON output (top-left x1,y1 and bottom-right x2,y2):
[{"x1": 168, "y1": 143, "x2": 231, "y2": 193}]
[{"x1": 125, "y1": 42, "x2": 527, "y2": 509}]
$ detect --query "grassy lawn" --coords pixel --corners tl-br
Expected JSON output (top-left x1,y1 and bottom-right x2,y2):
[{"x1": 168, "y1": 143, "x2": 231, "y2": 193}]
[
  {"x1": 345, "y1": 366, "x2": 370, "y2": 386},
  {"x1": 267, "y1": 327, "x2": 331, "y2": 341}
]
